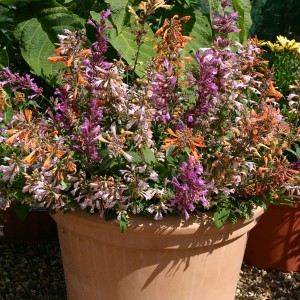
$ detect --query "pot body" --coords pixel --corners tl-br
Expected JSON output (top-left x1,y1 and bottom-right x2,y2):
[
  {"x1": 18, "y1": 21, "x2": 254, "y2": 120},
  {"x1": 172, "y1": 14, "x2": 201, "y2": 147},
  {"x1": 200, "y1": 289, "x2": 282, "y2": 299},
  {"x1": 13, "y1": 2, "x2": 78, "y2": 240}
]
[
  {"x1": 53, "y1": 207, "x2": 263, "y2": 300},
  {"x1": 244, "y1": 203, "x2": 300, "y2": 272}
]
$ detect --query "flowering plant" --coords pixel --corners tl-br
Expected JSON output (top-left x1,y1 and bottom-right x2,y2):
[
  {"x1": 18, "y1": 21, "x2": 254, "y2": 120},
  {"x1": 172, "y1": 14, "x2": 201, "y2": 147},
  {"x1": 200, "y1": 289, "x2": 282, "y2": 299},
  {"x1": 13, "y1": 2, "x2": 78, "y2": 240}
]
[
  {"x1": 261, "y1": 35, "x2": 300, "y2": 96},
  {"x1": 0, "y1": 0, "x2": 299, "y2": 231},
  {"x1": 259, "y1": 36, "x2": 300, "y2": 167}
]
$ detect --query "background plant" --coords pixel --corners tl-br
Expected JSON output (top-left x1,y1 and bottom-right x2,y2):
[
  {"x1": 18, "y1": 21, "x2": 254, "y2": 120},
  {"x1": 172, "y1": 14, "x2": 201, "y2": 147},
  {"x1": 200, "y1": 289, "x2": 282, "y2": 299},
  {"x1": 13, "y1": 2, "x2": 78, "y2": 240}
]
[
  {"x1": 259, "y1": 36, "x2": 300, "y2": 166},
  {"x1": 261, "y1": 36, "x2": 300, "y2": 97},
  {"x1": 250, "y1": 0, "x2": 300, "y2": 41}
]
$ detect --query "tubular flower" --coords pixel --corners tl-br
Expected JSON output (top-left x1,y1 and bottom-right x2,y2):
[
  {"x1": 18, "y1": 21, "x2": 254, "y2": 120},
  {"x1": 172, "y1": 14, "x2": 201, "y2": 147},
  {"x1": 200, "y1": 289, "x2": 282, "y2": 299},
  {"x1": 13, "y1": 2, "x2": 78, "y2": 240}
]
[
  {"x1": 0, "y1": 86, "x2": 11, "y2": 111},
  {"x1": 162, "y1": 127, "x2": 205, "y2": 159},
  {"x1": 86, "y1": 9, "x2": 111, "y2": 65},
  {"x1": 211, "y1": 0, "x2": 240, "y2": 34},
  {"x1": 171, "y1": 156, "x2": 208, "y2": 219},
  {"x1": 70, "y1": 100, "x2": 103, "y2": 163},
  {"x1": 1, "y1": 67, "x2": 43, "y2": 99},
  {"x1": 99, "y1": 126, "x2": 133, "y2": 161},
  {"x1": 148, "y1": 59, "x2": 180, "y2": 122},
  {"x1": 187, "y1": 49, "x2": 219, "y2": 120},
  {"x1": 1, "y1": 3, "x2": 300, "y2": 231},
  {"x1": 153, "y1": 15, "x2": 192, "y2": 70}
]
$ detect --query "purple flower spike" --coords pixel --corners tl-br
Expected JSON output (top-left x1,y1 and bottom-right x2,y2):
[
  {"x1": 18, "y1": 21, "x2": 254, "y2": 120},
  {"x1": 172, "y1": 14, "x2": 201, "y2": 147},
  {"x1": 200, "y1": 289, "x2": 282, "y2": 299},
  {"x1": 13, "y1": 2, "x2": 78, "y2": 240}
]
[
  {"x1": 186, "y1": 49, "x2": 219, "y2": 123},
  {"x1": 87, "y1": 10, "x2": 112, "y2": 65},
  {"x1": 171, "y1": 156, "x2": 208, "y2": 219},
  {"x1": 149, "y1": 59, "x2": 180, "y2": 122},
  {"x1": 71, "y1": 100, "x2": 103, "y2": 163},
  {"x1": 212, "y1": 0, "x2": 240, "y2": 34},
  {"x1": 1, "y1": 67, "x2": 43, "y2": 99}
]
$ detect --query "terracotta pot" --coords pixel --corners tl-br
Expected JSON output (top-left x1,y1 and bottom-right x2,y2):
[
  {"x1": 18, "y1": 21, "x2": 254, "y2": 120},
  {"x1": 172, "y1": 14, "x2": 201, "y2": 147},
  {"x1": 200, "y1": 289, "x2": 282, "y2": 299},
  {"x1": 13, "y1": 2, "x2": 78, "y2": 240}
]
[
  {"x1": 244, "y1": 203, "x2": 300, "y2": 272},
  {"x1": 53, "y1": 207, "x2": 263, "y2": 300},
  {"x1": 3, "y1": 210, "x2": 58, "y2": 244}
]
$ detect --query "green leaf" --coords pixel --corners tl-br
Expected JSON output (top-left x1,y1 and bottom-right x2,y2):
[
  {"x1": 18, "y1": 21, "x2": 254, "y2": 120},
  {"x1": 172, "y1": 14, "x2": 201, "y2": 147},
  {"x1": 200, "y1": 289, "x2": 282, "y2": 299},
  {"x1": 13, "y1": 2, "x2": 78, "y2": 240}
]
[
  {"x1": 90, "y1": 10, "x2": 156, "y2": 77},
  {"x1": 99, "y1": 157, "x2": 118, "y2": 171},
  {"x1": 181, "y1": 9, "x2": 212, "y2": 56},
  {"x1": 0, "y1": 4, "x2": 15, "y2": 33},
  {"x1": 13, "y1": 6, "x2": 84, "y2": 84},
  {"x1": 127, "y1": 151, "x2": 143, "y2": 163},
  {"x1": 208, "y1": 0, "x2": 222, "y2": 16},
  {"x1": 142, "y1": 147, "x2": 156, "y2": 164},
  {"x1": 109, "y1": 26, "x2": 156, "y2": 77},
  {"x1": 38, "y1": 7, "x2": 85, "y2": 42},
  {"x1": 104, "y1": 0, "x2": 129, "y2": 34},
  {"x1": 14, "y1": 18, "x2": 60, "y2": 81},
  {"x1": 0, "y1": 47, "x2": 8, "y2": 68},
  {"x1": 232, "y1": 0, "x2": 252, "y2": 44},
  {"x1": 261, "y1": 201, "x2": 267, "y2": 212},
  {"x1": 166, "y1": 145, "x2": 176, "y2": 158},
  {"x1": 4, "y1": 106, "x2": 14, "y2": 123},
  {"x1": 214, "y1": 207, "x2": 230, "y2": 228},
  {"x1": 119, "y1": 212, "x2": 128, "y2": 233},
  {"x1": 60, "y1": 180, "x2": 71, "y2": 190},
  {"x1": 0, "y1": 0, "x2": 41, "y2": 2}
]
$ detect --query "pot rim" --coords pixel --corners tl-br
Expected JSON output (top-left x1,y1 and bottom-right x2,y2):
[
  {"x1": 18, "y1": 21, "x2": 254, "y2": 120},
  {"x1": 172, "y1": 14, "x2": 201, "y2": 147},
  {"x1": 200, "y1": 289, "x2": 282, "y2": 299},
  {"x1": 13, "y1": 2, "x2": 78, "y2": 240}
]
[{"x1": 52, "y1": 206, "x2": 264, "y2": 249}]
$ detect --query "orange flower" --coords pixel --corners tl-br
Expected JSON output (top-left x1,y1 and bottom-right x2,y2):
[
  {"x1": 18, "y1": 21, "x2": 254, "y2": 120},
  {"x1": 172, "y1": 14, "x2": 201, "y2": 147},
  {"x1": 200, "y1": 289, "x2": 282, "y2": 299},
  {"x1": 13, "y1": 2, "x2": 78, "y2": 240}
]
[
  {"x1": 0, "y1": 86, "x2": 11, "y2": 110},
  {"x1": 22, "y1": 150, "x2": 38, "y2": 166},
  {"x1": 162, "y1": 127, "x2": 205, "y2": 159},
  {"x1": 267, "y1": 81, "x2": 283, "y2": 100},
  {"x1": 24, "y1": 109, "x2": 33, "y2": 124},
  {"x1": 48, "y1": 54, "x2": 74, "y2": 67},
  {"x1": 153, "y1": 15, "x2": 192, "y2": 71},
  {"x1": 54, "y1": 46, "x2": 66, "y2": 55},
  {"x1": 48, "y1": 56, "x2": 67, "y2": 64},
  {"x1": 56, "y1": 149, "x2": 64, "y2": 158},
  {"x1": 79, "y1": 49, "x2": 92, "y2": 57},
  {"x1": 68, "y1": 161, "x2": 77, "y2": 174},
  {"x1": 5, "y1": 132, "x2": 20, "y2": 146},
  {"x1": 43, "y1": 154, "x2": 52, "y2": 169}
]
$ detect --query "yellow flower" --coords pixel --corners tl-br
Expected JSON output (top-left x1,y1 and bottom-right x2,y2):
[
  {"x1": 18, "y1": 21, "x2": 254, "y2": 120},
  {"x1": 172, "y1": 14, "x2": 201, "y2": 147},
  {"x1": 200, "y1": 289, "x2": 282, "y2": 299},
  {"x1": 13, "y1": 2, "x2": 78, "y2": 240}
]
[
  {"x1": 261, "y1": 41, "x2": 283, "y2": 52},
  {"x1": 276, "y1": 35, "x2": 300, "y2": 53}
]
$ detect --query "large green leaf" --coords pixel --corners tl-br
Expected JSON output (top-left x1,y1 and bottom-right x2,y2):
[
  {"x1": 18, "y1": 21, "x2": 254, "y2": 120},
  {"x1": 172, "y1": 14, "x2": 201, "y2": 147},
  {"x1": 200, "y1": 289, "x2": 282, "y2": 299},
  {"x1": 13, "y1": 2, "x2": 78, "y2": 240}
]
[
  {"x1": 109, "y1": 27, "x2": 156, "y2": 77},
  {"x1": 207, "y1": 0, "x2": 222, "y2": 15},
  {"x1": 14, "y1": 18, "x2": 58, "y2": 80},
  {"x1": 232, "y1": 0, "x2": 252, "y2": 44},
  {"x1": 142, "y1": 147, "x2": 156, "y2": 165},
  {"x1": 38, "y1": 7, "x2": 85, "y2": 43},
  {"x1": 0, "y1": 4, "x2": 15, "y2": 43},
  {"x1": 0, "y1": 0, "x2": 40, "y2": 2},
  {"x1": 13, "y1": 6, "x2": 84, "y2": 83},
  {"x1": 104, "y1": 0, "x2": 129, "y2": 34},
  {"x1": 90, "y1": 10, "x2": 156, "y2": 77},
  {"x1": 214, "y1": 207, "x2": 230, "y2": 228},
  {"x1": 182, "y1": 9, "x2": 212, "y2": 56}
]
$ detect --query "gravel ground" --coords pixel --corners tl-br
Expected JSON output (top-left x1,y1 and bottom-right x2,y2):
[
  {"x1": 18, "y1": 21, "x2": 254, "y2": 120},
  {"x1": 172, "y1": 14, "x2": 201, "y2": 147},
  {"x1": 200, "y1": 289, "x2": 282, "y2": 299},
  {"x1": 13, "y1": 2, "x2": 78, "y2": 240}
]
[{"x1": 0, "y1": 238, "x2": 299, "y2": 300}]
